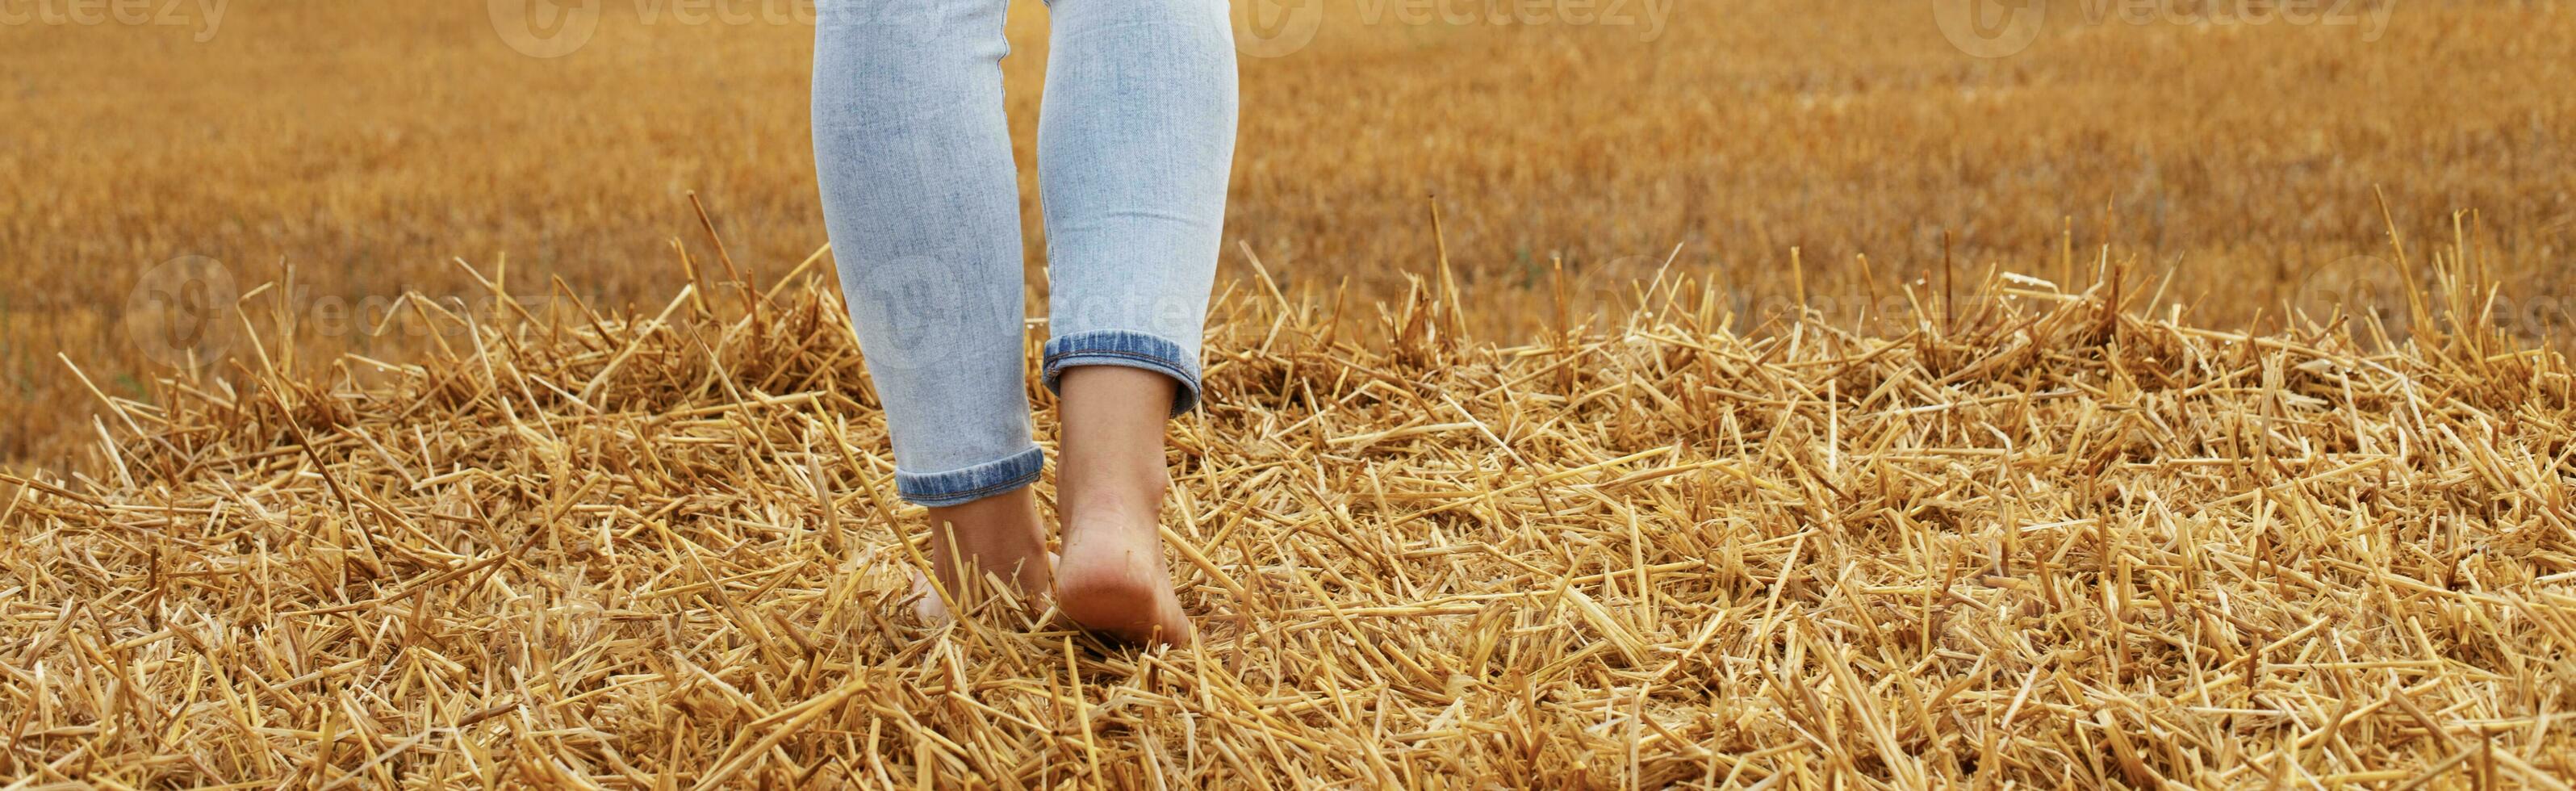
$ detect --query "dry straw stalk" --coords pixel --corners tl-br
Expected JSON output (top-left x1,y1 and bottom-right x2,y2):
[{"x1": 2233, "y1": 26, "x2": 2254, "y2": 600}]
[{"x1": 4, "y1": 236, "x2": 2574, "y2": 788}]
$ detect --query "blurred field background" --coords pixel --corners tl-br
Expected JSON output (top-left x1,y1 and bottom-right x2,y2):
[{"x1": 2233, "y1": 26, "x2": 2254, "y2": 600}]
[{"x1": 4, "y1": 0, "x2": 2573, "y2": 467}]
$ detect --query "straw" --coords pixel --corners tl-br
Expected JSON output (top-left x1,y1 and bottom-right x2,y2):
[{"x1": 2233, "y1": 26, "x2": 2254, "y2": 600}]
[{"x1": 3, "y1": 244, "x2": 2572, "y2": 787}]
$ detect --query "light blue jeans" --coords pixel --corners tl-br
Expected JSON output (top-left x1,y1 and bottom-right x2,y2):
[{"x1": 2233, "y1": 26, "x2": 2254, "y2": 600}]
[{"x1": 813, "y1": 0, "x2": 1237, "y2": 506}]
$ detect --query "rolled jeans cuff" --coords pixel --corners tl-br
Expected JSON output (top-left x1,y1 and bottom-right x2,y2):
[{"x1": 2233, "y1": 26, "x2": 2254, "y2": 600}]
[
  {"x1": 894, "y1": 445, "x2": 1044, "y2": 506},
  {"x1": 1042, "y1": 330, "x2": 1201, "y2": 416}
]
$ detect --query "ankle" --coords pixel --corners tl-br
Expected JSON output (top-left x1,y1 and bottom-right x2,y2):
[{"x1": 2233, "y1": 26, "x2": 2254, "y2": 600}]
[
  {"x1": 1054, "y1": 365, "x2": 1178, "y2": 519},
  {"x1": 1063, "y1": 479, "x2": 1165, "y2": 544},
  {"x1": 1061, "y1": 452, "x2": 1165, "y2": 504}
]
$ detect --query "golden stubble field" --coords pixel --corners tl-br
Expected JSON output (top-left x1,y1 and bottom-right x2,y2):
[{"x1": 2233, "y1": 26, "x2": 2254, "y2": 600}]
[
  {"x1": 4, "y1": 0, "x2": 2573, "y2": 464},
  {"x1": 6, "y1": 2, "x2": 2576, "y2": 786},
  {"x1": 5, "y1": 236, "x2": 2574, "y2": 786}
]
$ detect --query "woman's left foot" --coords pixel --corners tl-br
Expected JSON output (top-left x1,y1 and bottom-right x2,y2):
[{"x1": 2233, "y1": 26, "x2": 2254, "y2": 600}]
[
  {"x1": 1051, "y1": 366, "x2": 1194, "y2": 647},
  {"x1": 1055, "y1": 511, "x2": 1193, "y2": 647}
]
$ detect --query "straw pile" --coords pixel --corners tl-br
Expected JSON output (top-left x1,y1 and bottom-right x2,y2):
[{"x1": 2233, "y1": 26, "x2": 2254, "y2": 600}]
[{"x1": 5, "y1": 244, "x2": 2574, "y2": 788}]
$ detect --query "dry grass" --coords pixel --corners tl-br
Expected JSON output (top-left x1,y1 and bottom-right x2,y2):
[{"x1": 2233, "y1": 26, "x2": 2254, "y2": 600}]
[
  {"x1": 4, "y1": 216, "x2": 2573, "y2": 785},
  {"x1": 6, "y1": 0, "x2": 2576, "y2": 462}
]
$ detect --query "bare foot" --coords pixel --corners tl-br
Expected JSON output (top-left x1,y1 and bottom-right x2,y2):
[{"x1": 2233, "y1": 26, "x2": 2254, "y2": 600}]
[
  {"x1": 910, "y1": 486, "x2": 1052, "y2": 624},
  {"x1": 1052, "y1": 366, "x2": 1194, "y2": 647},
  {"x1": 1056, "y1": 509, "x2": 1193, "y2": 647},
  {"x1": 912, "y1": 551, "x2": 1056, "y2": 624}
]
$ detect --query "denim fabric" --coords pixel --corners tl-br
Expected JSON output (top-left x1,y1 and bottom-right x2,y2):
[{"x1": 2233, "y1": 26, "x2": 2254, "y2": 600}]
[
  {"x1": 894, "y1": 445, "x2": 1046, "y2": 507},
  {"x1": 1043, "y1": 329, "x2": 1202, "y2": 416},
  {"x1": 812, "y1": 0, "x2": 1236, "y2": 505}
]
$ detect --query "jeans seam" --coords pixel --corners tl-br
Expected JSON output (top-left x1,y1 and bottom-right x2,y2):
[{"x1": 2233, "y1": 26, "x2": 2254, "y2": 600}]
[{"x1": 1051, "y1": 349, "x2": 1177, "y2": 366}]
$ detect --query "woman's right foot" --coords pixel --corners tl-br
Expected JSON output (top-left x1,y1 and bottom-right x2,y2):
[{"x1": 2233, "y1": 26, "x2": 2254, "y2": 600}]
[
  {"x1": 912, "y1": 550, "x2": 1056, "y2": 624},
  {"x1": 913, "y1": 487, "x2": 1052, "y2": 623}
]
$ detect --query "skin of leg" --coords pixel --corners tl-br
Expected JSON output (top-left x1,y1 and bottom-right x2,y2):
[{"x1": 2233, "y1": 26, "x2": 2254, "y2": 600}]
[{"x1": 1052, "y1": 366, "x2": 1194, "y2": 646}]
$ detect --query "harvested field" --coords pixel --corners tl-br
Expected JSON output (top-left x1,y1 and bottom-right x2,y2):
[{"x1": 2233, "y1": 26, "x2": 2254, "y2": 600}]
[
  {"x1": 9, "y1": 0, "x2": 2576, "y2": 462},
  {"x1": 5, "y1": 232, "x2": 2574, "y2": 786}
]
